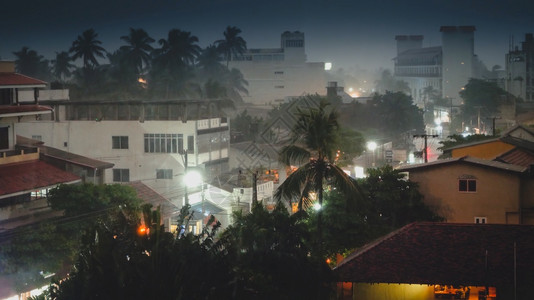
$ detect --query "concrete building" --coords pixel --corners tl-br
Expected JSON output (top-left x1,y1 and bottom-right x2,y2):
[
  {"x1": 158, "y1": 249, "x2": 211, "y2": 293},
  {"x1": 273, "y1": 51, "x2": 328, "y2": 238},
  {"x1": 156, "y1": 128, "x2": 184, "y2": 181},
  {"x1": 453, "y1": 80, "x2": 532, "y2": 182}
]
[
  {"x1": 228, "y1": 31, "x2": 327, "y2": 105},
  {"x1": 506, "y1": 33, "x2": 534, "y2": 101},
  {"x1": 394, "y1": 26, "x2": 477, "y2": 106},
  {"x1": 15, "y1": 99, "x2": 231, "y2": 204}
]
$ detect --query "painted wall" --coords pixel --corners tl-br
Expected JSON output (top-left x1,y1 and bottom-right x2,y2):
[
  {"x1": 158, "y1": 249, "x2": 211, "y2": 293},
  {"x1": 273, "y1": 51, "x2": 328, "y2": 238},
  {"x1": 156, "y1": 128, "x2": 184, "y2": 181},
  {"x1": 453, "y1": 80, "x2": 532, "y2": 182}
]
[
  {"x1": 351, "y1": 283, "x2": 435, "y2": 300},
  {"x1": 407, "y1": 163, "x2": 524, "y2": 224},
  {"x1": 451, "y1": 140, "x2": 515, "y2": 159}
]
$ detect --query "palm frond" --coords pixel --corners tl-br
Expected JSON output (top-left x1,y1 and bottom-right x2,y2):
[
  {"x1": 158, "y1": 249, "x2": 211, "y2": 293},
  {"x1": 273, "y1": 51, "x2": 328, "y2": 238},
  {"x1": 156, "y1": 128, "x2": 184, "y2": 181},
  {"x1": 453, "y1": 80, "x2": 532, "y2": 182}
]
[
  {"x1": 278, "y1": 145, "x2": 310, "y2": 166},
  {"x1": 326, "y1": 164, "x2": 363, "y2": 211}
]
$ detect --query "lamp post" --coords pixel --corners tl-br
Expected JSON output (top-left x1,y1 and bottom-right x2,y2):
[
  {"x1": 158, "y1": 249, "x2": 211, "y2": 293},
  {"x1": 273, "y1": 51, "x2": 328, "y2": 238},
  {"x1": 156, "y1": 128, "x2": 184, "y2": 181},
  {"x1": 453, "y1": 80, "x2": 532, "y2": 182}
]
[{"x1": 366, "y1": 141, "x2": 377, "y2": 167}]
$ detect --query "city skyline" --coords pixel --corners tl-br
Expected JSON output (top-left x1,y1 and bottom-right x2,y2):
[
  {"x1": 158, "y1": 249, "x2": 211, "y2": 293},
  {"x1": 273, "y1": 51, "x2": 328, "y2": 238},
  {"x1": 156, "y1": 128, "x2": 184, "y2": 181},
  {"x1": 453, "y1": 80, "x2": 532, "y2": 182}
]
[{"x1": 1, "y1": 0, "x2": 533, "y2": 73}]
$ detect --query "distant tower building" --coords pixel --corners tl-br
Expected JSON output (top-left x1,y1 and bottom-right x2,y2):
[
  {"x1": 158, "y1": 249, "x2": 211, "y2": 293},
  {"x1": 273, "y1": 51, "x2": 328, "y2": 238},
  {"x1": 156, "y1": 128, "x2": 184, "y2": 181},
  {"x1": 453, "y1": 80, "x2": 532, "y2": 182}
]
[
  {"x1": 440, "y1": 26, "x2": 476, "y2": 100},
  {"x1": 393, "y1": 26, "x2": 476, "y2": 107},
  {"x1": 393, "y1": 35, "x2": 442, "y2": 105},
  {"x1": 506, "y1": 33, "x2": 534, "y2": 101},
  {"x1": 228, "y1": 31, "x2": 326, "y2": 105}
]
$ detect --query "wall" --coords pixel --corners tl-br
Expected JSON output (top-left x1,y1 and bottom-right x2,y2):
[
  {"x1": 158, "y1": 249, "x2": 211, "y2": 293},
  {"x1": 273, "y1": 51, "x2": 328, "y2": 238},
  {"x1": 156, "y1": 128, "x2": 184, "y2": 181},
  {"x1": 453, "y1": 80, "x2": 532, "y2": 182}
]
[
  {"x1": 350, "y1": 283, "x2": 435, "y2": 300},
  {"x1": 451, "y1": 140, "x2": 515, "y2": 159},
  {"x1": 408, "y1": 163, "x2": 521, "y2": 223}
]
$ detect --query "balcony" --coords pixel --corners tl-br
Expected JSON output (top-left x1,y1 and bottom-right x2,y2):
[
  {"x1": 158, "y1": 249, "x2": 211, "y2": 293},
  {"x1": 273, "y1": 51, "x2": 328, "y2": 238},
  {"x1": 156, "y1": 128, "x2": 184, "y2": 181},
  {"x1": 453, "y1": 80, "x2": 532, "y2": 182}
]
[{"x1": 0, "y1": 147, "x2": 39, "y2": 165}]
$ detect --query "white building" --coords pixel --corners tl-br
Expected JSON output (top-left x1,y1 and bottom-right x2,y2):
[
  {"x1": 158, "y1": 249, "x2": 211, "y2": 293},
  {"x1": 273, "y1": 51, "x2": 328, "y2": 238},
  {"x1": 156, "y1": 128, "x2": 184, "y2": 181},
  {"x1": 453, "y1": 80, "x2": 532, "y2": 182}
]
[
  {"x1": 15, "y1": 99, "x2": 231, "y2": 206},
  {"x1": 229, "y1": 31, "x2": 327, "y2": 105},
  {"x1": 506, "y1": 33, "x2": 534, "y2": 102}
]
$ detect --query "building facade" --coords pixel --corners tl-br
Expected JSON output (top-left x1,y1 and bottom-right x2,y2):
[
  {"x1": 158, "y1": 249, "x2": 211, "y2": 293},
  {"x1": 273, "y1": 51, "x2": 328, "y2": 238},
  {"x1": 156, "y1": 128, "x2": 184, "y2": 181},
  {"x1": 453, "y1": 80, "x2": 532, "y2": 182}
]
[
  {"x1": 506, "y1": 33, "x2": 534, "y2": 101},
  {"x1": 394, "y1": 26, "x2": 477, "y2": 106},
  {"x1": 15, "y1": 99, "x2": 231, "y2": 206},
  {"x1": 228, "y1": 31, "x2": 327, "y2": 105}
]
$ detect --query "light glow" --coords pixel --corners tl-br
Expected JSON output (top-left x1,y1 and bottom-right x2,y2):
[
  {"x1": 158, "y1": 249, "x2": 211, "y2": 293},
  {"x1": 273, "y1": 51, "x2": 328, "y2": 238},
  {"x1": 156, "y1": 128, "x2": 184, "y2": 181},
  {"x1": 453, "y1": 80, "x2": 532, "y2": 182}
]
[{"x1": 324, "y1": 62, "x2": 332, "y2": 70}]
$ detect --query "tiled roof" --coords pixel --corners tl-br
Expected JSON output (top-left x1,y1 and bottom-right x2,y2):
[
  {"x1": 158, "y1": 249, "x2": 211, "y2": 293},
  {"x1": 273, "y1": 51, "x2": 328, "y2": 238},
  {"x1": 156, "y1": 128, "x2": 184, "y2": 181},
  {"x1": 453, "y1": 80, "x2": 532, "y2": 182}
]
[
  {"x1": 396, "y1": 156, "x2": 527, "y2": 173},
  {"x1": 0, "y1": 160, "x2": 81, "y2": 198},
  {"x1": 126, "y1": 181, "x2": 177, "y2": 219},
  {"x1": 0, "y1": 72, "x2": 47, "y2": 87},
  {"x1": 495, "y1": 148, "x2": 534, "y2": 167},
  {"x1": 334, "y1": 222, "x2": 534, "y2": 286},
  {"x1": 0, "y1": 105, "x2": 53, "y2": 116}
]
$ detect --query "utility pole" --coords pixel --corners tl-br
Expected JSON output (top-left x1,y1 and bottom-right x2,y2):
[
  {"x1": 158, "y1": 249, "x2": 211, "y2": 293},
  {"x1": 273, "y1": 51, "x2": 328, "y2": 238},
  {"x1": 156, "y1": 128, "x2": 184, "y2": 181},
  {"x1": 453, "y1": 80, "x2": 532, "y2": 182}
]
[
  {"x1": 184, "y1": 149, "x2": 189, "y2": 205},
  {"x1": 488, "y1": 116, "x2": 502, "y2": 136},
  {"x1": 252, "y1": 171, "x2": 258, "y2": 205},
  {"x1": 414, "y1": 134, "x2": 438, "y2": 163}
]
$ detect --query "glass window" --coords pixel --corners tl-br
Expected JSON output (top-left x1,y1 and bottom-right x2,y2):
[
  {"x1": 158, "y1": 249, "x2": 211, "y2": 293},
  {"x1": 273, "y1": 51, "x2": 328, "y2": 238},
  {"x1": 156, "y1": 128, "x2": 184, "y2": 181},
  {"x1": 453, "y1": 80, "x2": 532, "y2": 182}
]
[
  {"x1": 112, "y1": 136, "x2": 128, "y2": 149},
  {"x1": 144, "y1": 133, "x2": 183, "y2": 153},
  {"x1": 113, "y1": 169, "x2": 130, "y2": 182},
  {"x1": 459, "y1": 179, "x2": 476, "y2": 192},
  {"x1": 156, "y1": 169, "x2": 173, "y2": 179}
]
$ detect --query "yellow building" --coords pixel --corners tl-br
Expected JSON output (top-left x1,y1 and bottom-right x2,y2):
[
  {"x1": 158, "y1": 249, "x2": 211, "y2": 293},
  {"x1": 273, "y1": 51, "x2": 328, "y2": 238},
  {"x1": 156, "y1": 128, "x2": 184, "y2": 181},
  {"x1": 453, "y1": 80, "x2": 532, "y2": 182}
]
[{"x1": 397, "y1": 156, "x2": 534, "y2": 224}]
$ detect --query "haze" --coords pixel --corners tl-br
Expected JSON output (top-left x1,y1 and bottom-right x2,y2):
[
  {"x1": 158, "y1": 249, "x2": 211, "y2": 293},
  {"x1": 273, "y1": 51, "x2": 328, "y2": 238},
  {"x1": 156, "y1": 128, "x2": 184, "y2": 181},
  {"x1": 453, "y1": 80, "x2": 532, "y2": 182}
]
[{"x1": 1, "y1": 0, "x2": 533, "y2": 74}]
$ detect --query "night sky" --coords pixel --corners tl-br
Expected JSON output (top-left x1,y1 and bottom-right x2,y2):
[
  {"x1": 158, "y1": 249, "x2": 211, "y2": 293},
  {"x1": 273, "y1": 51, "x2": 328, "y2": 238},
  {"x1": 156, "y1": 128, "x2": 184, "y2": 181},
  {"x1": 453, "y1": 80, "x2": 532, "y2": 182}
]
[{"x1": 1, "y1": 0, "x2": 533, "y2": 74}]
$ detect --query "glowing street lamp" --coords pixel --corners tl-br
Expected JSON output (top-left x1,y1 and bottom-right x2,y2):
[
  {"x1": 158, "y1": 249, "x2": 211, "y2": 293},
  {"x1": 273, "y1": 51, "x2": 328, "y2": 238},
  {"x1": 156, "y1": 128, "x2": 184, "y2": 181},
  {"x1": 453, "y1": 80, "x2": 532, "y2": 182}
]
[{"x1": 367, "y1": 141, "x2": 377, "y2": 167}]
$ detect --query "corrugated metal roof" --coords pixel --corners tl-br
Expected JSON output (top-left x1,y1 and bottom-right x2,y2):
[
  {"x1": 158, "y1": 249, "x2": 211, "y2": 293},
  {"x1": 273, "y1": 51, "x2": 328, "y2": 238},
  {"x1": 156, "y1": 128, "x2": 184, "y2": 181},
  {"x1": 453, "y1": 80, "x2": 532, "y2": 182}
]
[{"x1": 0, "y1": 72, "x2": 47, "y2": 87}]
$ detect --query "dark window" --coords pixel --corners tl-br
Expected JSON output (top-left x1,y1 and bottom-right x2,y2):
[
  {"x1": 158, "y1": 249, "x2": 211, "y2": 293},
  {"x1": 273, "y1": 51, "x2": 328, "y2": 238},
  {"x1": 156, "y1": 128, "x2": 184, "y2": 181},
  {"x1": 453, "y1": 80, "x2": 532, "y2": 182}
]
[
  {"x1": 144, "y1": 133, "x2": 182, "y2": 153},
  {"x1": 459, "y1": 179, "x2": 476, "y2": 192},
  {"x1": 112, "y1": 136, "x2": 129, "y2": 149},
  {"x1": 156, "y1": 169, "x2": 173, "y2": 179},
  {"x1": 113, "y1": 169, "x2": 130, "y2": 182}
]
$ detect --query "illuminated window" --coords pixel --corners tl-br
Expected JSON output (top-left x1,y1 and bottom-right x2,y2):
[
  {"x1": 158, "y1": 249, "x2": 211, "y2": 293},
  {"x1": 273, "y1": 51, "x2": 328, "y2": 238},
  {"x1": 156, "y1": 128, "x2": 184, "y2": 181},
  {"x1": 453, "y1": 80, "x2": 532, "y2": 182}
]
[
  {"x1": 459, "y1": 179, "x2": 476, "y2": 192},
  {"x1": 31, "y1": 188, "x2": 49, "y2": 200}
]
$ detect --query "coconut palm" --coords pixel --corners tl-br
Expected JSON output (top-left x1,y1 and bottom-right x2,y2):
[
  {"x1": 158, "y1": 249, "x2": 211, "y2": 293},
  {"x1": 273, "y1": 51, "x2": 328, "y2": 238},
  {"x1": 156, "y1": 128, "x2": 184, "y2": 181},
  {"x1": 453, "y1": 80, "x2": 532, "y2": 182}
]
[
  {"x1": 197, "y1": 44, "x2": 225, "y2": 78},
  {"x1": 69, "y1": 28, "x2": 106, "y2": 69},
  {"x1": 51, "y1": 51, "x2": 75, "y2": 82},
  {"x1": 150, "y1": 29, "x2": 201, "y2": 98},
  {"x1": 119, "y1": 28, "x2": 155, "y2": 75},
  {"x1": 275, "y1": 96, "x2": 361, "y2": 212},
  {"x1": 12, "y1": 47, "x2": 51, "y2": 79},
  {"x1": 215, "y1": 26, "x2": 247, "y2": 67}
]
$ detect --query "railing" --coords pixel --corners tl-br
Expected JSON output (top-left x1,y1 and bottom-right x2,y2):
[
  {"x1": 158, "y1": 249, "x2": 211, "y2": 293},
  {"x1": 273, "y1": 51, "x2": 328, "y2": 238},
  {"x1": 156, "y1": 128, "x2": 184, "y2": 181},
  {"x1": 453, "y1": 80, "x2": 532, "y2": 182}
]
[
  {"x1": 18, "y1": 89, "x2": 69, "y2": 102},
  {"x1": 0, "y1": 147, "x2": 39, "y2": 165}
]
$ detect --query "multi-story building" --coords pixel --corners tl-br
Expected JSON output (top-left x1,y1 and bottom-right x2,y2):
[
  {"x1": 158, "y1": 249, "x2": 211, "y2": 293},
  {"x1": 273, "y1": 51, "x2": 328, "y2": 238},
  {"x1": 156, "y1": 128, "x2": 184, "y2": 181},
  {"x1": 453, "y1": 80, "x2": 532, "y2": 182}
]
[
  {"x1": 394, "y1": 26, "x2": 477, "y2": 106},
  {"x1": 15, "y1": 99, "x2": 231, "y2": 204},
  {"x1": 506, "y1": 33, "x2": 534, "y2": 101},
  {"x1": 228, "y1": 31, "x2": 327, "y2": 105}
]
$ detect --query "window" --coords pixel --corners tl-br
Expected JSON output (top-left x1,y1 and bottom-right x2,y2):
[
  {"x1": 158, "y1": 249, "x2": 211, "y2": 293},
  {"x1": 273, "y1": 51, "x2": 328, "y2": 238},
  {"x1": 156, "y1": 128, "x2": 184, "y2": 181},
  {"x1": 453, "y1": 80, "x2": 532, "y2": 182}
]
[
  {"x1": 459, "y1": 179, "x2": 476, "y2": 192},
  {"x1": 274, "y1": 71, "x2": 284, "y2": 75},
  {"x1": 156, "y1": 169, "x2": 173, "y2": 179},
  {"x1": 475, "y1": 217, "x2": 487, "y2": 224},
  {"x1": 113, "y1": 169, "x2": 130, "y2": 182},
  {"x1": 144, "y1": 133, "x2": 183, "y2": 153},
  {"x1": 32, "y1": 135, "x2": 42, "y2": 141},
  {"x1": 31, "y1": 188, "x2": 49, "y2": 200},
  {"x1": 112, "y1": 136, "x2": 129, "y2": 149}
]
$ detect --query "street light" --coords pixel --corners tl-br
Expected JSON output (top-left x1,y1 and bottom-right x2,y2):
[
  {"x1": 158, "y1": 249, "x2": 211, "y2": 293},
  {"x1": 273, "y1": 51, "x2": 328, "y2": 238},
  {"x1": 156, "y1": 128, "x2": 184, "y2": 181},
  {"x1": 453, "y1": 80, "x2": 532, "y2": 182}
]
[{"x1": 367, "y1": 141, "x2": 377, "y2": 167}]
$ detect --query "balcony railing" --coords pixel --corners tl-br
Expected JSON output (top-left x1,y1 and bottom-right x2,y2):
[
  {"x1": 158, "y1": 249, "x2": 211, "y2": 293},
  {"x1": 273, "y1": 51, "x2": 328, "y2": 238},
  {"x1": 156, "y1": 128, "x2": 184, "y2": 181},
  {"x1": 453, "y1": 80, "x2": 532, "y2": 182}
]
[{"x1": 0, "y1": 147, "x2": 39, "y2": 165}]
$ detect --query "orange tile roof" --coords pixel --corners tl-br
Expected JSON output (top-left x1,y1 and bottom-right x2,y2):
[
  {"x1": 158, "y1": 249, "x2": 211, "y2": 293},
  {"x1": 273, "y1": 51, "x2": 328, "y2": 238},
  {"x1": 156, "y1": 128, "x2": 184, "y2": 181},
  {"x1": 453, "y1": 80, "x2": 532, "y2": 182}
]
[
  {"x1": 335, "y1": 222, "x2": 534, "y2": 287},
  {"x1": 0, "y1": 104, "x2": 52, "y2": 115},
  {"x1": 0, "y1": 160, "x2": 80, "y2": 197},
  {"x1": 0, "y1": 72, "x2": 46, "y2": 86}
]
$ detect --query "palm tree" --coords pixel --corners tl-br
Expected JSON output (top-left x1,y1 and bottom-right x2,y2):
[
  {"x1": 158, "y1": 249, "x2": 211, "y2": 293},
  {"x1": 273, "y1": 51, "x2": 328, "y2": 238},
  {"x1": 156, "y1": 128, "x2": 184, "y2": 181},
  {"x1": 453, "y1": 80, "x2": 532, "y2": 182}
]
[
  {"x1": 51, "y1": 51, "x2": 75, "y2": 82},
  {"x1": 69, "y1": 28, "x2": 106, "y2": 69},
  {"x1": 275, "y1": 96, "x2": 361, "y2": 211},
  {"x1": 215, "y1": 26, "x2": 247, "y2": 67},
  {"x1": 151, "y1": 29, "x2": 201, "y2": 98},
  {"x1": 197, "y1": 44, "x2": 225, "y2": 78},
  {"x1": 120, "y1": 28, "x2": 155, "y2": 75},
  {"x1": 12, "y1": 47, "x2": 51, "y2": 79},
  {"x1": 275, "y1": 96, "x2": 362, "y2": 255}
]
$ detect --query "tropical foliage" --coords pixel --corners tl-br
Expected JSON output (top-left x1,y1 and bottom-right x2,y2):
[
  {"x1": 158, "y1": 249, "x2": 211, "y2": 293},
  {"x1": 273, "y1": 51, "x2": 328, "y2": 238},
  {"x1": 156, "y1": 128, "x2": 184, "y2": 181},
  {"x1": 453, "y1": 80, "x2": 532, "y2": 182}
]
[{"x1": 9, "y1": 26, "x2": 248, "y2": 103}]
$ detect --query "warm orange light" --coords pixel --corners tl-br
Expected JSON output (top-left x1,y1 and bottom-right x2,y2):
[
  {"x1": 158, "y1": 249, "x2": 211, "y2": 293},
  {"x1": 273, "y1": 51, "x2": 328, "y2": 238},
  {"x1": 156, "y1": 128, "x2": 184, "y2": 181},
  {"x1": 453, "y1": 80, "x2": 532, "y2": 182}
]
[
  {"x1": 138, "y1": 225, "x2": 149, "y2": 235},
  {"x1": 326, "y1": 258, "x2": 331, "y2": 264},
  {"x1": 138, "y1": 77, "x2": 147, "y2": 84}
]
